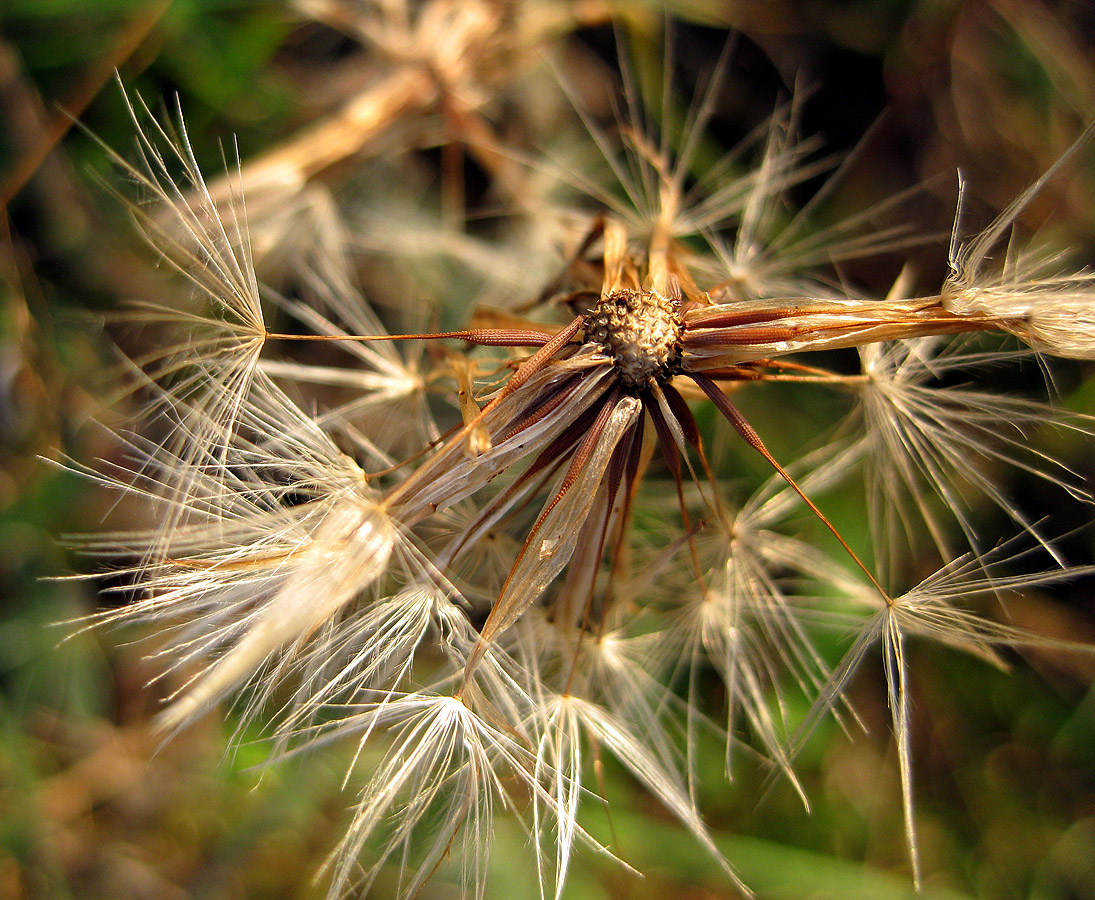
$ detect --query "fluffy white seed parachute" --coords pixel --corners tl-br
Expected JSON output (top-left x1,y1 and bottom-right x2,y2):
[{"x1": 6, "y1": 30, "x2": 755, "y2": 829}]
[{"x1": 942, "y1": 125, "x2": 1095, "y2": 358}]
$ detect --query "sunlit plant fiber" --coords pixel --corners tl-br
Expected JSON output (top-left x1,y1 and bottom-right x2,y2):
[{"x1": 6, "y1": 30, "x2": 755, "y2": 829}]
[{"x1": 73, "y1": 2, "x2": 1095, "y2": 897}]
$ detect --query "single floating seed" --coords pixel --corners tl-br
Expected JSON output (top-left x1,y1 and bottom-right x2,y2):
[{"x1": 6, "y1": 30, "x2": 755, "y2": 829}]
[{"x1": 585, "y1": 289, "x2": 683, "y2": 389}]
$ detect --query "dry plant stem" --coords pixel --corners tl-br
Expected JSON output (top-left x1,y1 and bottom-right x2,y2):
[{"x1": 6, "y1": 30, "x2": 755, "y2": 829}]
[
  {"x1": 203, "y1": 1, "x2": 617, "y2": 218},
  {"x1": 207, "y1": 66, "x2": 436, "y2": 204}
]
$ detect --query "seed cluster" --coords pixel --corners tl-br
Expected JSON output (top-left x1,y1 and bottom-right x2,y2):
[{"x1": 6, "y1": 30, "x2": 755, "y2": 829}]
[{"x1": 585, "y1": 288, "x2": 683, "y2": 389}]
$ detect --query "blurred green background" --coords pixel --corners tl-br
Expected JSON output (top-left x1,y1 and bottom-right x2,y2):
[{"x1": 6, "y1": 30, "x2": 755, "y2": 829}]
[{"x1": 2, "y1": 1, "x2": 1095, "y2": 898}]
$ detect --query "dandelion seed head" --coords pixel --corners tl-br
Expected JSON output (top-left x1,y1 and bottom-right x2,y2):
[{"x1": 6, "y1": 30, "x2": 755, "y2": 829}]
[{"x1": 65, "y1": 12, "x2": 1095, "y2": 899}]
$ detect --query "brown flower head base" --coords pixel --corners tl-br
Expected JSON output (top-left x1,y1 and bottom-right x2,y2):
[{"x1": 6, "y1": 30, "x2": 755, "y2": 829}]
[{"x1": 585, "y1": 287, "x2": 683, "y2": 390}]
